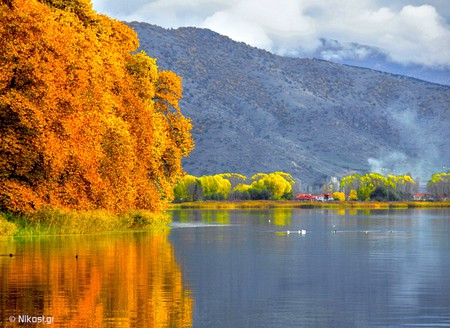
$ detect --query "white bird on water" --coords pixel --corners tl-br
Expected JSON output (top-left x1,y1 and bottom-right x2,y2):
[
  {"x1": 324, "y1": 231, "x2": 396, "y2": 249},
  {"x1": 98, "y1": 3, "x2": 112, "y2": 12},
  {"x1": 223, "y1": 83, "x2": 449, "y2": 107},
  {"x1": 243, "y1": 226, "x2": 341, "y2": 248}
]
[{"x1": 286, "y1": 230, "x2": 306, "y2": 235}]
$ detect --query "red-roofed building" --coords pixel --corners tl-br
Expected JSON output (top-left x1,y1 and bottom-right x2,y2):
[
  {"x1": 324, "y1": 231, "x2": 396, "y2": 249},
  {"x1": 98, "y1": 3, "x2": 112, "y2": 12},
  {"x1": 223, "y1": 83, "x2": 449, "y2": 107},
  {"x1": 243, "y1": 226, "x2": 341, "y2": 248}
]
[
  {"x1": 296, "y1": 193, "x2": 316, "y2": 202},
  {"x1": 413, "y1": 193, "x2": 427, "y2": 201}
]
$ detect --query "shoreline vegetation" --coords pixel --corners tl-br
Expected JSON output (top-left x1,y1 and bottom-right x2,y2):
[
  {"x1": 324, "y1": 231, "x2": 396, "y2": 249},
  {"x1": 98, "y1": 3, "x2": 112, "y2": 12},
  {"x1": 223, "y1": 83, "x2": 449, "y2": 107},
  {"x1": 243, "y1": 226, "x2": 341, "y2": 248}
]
[
  {"x1": 0, "y1": 208, "x2": 171, "y2": 238},
  {"x1": 3, "y1": 200, "x2": 449, "y2": 237},
  {"x1": 169, "y1": 200, "x2": 450, "y2": 210}
]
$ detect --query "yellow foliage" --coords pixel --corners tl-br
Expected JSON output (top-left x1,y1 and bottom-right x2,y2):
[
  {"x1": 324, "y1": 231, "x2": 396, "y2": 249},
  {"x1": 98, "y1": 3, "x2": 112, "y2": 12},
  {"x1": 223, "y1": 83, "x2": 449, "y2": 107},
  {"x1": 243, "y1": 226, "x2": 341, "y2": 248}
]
[
  {"x1": 349, "y1": 189, "x2": 358, "y2": 201},
  {"x1": 250, "y1": 172, "x2": 294, "y2": 200},
  {"x1": 333, "y1": 191, "x2": 345, "y2": 202},
  {"x1": 0, "y1": 212, "x2": 18, "y2": 236}
]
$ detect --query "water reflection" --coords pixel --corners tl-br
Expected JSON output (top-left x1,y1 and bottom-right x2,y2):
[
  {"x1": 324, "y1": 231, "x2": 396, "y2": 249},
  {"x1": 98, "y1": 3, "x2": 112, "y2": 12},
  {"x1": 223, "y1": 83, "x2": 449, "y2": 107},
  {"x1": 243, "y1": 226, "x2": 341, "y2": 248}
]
[
  {"x1": 0, "y1": 232, "x2": 192, "y2": 327},
  {"x1": 172, "y1": 210, "x2": 230, "y2": 224},
  {"x1": 268, "y1": 209, "x2": 293, "y2": 226}
]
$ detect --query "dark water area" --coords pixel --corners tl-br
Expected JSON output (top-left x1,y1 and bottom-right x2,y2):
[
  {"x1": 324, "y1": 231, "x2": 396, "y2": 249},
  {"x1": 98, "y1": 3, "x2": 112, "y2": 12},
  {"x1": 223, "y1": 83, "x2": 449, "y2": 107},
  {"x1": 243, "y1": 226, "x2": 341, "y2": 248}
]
[
  {"x1": 1, "y1": 208, "x2": 449, "y2": 327},
  {"x1": 168, "y1": 209, "x2": 450, "y2": 328}
]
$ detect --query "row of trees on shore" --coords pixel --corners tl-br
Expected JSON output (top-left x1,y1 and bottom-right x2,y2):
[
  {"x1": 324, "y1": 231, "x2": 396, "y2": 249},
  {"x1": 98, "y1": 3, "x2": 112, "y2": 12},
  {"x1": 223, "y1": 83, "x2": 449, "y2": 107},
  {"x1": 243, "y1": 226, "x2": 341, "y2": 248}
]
[
  {"x1": 340, "y1": 172, "x2": 450, "y2": 201},
  {"x1": 174, "y1": 171, "x2": 450, "y2": 202},
  {"x1": 340, "y1": 173, "x2": 418, "y2": 201},
  {"x1": 174, "y1": 172, "x2": 295, "y2": 202}
]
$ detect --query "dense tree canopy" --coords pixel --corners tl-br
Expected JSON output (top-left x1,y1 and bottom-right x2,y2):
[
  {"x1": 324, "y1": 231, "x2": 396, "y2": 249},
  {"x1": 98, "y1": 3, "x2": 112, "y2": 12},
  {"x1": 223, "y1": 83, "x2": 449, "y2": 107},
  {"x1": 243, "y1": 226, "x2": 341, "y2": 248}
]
[
  {"x1": 427, "y1": 172, "x2": 450, "y2": 198},
  {"x1": 340, "y1": 173, "x2": 417, "y2": 201},
  {"x1": 249, "y1": 172, "x2": 295, "y2": 200},
  {"x1": 173, "y1": 172, "x2": 295, "y2": 202},
  {"x1": 0, "y1": 0, "x2": 193, "y2": 213}
]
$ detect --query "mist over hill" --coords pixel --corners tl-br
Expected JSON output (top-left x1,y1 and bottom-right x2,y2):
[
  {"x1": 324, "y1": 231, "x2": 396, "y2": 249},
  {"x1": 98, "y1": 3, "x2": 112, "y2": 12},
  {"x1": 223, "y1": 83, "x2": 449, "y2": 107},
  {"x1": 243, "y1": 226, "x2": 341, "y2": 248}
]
[{"x1": 128, "y1": 22, "x2": 450, "y2": 188}]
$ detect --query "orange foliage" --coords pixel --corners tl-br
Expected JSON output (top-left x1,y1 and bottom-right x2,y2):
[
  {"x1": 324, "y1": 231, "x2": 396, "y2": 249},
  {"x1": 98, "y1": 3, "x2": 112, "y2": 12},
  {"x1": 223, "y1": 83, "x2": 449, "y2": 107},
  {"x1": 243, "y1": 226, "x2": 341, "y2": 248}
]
[{"x1": 0, "y1": 0, "x2": 193, "y2": 213}]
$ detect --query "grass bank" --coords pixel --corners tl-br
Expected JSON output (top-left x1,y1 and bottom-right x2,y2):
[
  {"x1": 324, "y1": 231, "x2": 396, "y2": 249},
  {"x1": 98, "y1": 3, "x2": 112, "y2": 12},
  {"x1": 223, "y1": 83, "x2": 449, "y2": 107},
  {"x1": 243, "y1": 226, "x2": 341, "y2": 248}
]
[
  {"x1": 0, "y1": 207, "x2": 171, "y2": 237},
  {"x1": 169, "y1": 200, "x2": 450, "y2": 210}
]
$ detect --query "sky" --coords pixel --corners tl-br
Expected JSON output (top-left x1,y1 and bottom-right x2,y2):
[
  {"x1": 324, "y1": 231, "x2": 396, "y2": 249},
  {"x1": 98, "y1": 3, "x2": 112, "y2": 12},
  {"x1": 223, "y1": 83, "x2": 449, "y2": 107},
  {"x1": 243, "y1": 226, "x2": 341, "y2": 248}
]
[{"x1": 90, "y1": 0, "x2": 450, "y2": 69}]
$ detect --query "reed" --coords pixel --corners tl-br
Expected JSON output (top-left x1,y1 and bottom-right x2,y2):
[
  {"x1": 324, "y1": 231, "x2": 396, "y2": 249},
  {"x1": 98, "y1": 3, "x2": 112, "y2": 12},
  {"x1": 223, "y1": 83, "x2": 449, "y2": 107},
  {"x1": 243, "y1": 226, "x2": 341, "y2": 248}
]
[
  {"x1": 405, "y1": 201, "x2": 450, "y2": 208},
  {"x1": 0, "y1": 207, "x2": 171, "y2": 237}
]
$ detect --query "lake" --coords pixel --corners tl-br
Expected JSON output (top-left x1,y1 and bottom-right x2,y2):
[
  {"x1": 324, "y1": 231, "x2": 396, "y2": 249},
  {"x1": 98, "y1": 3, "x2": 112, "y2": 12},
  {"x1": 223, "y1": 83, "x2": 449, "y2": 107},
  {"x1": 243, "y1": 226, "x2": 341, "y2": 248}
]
[{"x1": 1, "y1": 208, "x2": 450, "y2": 327}]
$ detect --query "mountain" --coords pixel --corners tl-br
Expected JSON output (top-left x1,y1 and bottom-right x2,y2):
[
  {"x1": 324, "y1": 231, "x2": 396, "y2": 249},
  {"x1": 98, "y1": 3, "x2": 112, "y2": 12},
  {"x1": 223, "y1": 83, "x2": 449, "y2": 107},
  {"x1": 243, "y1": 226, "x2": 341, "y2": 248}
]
[{"x1": 127, "y1": 22, "x2": 450, "y2": 188}]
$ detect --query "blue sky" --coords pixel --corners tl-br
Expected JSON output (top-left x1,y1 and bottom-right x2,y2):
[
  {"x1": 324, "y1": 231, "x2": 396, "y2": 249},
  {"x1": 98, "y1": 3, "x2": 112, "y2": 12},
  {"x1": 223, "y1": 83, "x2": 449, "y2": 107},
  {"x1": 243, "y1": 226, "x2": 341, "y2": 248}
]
[{"x1": 91, "y1": 0, "x2": 450, "y2": 69}]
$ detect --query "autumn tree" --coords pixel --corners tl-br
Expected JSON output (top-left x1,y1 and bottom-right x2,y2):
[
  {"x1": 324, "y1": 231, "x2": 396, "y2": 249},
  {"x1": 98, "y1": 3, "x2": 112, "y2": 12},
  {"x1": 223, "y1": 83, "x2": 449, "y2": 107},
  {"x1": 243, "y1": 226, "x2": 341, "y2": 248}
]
[
  {"x1": 340, "y1": 174, "x2": 361, "y2": 200},
  {"x1": 173, "y1": 175, "x2": 200, "y2": 202},
  {"x1": 172, "y1": 172, "x2": 295, "y2": 202},
  {"x1": 427, "y1": 172, "x2": 450, "y2": 198},
  {"x1": 249, "y1": 172, "x2": 295, "y2": 200},
  {"x1": 340, "y1": 173, "x2": 416, "y2": 201},
  {"x1": 332, "y1": 191, "x2": 345, "y2": 201},
  {"x1": 220, "y1": 173, "x2": 247, "y2": 189},
  {"x1": 0, "y1": 0, "x2": 193, "y2": 214},
  {"x1": 231, "y1": 183, "x2": 252, "y2": 200},
  {"x1": 198, "y1": 174, "x2": 232, "y2": 200}
]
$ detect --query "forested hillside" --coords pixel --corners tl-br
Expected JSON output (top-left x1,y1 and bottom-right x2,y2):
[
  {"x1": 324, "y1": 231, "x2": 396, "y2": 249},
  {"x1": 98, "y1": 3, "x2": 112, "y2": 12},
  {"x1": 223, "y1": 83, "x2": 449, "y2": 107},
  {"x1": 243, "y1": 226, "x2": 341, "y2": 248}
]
[{"x1": 129, "y1": 22, "x2": 450, "y2": 188}]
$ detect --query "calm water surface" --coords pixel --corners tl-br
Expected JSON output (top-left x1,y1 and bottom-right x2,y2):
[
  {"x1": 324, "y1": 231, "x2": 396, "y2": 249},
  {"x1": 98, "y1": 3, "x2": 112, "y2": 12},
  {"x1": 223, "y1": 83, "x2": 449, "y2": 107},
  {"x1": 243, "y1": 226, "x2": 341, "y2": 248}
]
[{"x1": 1, "y1": 208, "x2": 450, "y2": 327}]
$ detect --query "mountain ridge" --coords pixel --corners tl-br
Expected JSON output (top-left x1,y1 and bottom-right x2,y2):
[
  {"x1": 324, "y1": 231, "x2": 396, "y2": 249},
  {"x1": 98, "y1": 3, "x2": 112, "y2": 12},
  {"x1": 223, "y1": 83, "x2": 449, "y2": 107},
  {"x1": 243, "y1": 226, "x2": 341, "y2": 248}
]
[
  {"x1": 308, "y1": 38, "x2": 450, "y2": 86},
  {"x1": 127, "y1": 22, "x2": 450, "y2": 188}
]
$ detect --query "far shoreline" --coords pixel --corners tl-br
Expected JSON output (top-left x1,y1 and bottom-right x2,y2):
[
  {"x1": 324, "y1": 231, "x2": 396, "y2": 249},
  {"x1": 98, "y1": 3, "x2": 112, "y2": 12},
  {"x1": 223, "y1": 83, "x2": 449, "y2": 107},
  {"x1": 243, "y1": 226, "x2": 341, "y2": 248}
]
[
  {"x1": 2, "y1": 201, "x2": 449, "y2": 237},
  {"x1": 169, "y1": 200, "x2": 450, "y2": 210}
]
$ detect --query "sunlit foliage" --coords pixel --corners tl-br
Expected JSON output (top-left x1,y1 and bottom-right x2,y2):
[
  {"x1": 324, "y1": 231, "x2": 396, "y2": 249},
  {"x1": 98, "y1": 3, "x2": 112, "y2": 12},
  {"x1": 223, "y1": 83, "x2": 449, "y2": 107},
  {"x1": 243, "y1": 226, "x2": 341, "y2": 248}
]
[
  {"x1": 249, "y1": 172, "x2": 295, "y2": 200},
  {"x1": 0, "y1": 0, "x2": 193, "y2": 214},
  {"x1": 173, "y1": 172, "x2": 295, "y2": 202},
  {"x1": 173, "y1": 175, "x2": 199, "y2": 202},
  {"x1": 340, "y1": 173, "x2": 417, "y2": 201},
  {"x1": 332, "y1": 191, "x2": 345, "y2": 202},
  {"x1": 348, "y1": 189, "x2": 358, "y2": 201},
  {"x1": 198, "y1": 174, "x2": 232, "y2": 200},
  {"x1": 340, "y1": 174, "x2": 362, "y2": 196},
  {"x1": 427, "y1": 172, "x2": 450, "y2": 198}
]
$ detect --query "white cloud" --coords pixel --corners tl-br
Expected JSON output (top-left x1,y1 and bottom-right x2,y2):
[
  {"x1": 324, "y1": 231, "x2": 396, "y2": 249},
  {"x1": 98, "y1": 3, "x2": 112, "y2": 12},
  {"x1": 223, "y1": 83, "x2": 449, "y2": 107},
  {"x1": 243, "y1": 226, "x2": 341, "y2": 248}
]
[
  {"x1": 202, "y1": 0, "x2": 320, "y2": 53},
  {"x1": 91, "y1": 0, "x2": 450, "y2": 68},
  {"x1": 332, "y1": 4, "x2": 450, "y2": 67}
]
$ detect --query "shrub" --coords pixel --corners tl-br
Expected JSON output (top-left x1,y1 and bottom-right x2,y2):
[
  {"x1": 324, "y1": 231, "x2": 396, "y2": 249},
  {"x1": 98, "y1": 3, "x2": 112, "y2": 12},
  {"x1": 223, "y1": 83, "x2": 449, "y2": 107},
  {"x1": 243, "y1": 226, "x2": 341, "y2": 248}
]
[
  {"x1": 0, "y1": 213, "x2": 18, "y2": 236},
  {"x1": 333, "y1": 192, "x2": 345, "y2": 202}
]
